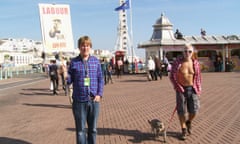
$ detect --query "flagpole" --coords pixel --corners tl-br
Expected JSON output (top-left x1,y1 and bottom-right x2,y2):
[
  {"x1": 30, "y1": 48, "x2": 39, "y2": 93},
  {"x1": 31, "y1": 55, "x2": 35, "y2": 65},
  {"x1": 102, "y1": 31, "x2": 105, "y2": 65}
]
[{"x1": 129, "y1": 0, "x2": 135, "y2": 73}]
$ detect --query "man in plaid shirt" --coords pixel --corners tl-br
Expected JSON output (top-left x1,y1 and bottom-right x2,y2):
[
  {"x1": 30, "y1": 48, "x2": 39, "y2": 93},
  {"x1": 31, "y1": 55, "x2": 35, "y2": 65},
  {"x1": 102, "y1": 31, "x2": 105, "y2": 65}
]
[
  {"x1": 170, "y1": 43, "x2": 202, "y2": 140},
  {"x1": 67, "y1": 36, "x2": 104, "y2": 144}
]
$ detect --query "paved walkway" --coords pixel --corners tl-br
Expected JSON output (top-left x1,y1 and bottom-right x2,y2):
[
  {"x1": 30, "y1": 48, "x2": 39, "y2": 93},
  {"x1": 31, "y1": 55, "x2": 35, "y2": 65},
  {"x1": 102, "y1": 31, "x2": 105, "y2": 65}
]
[{"x1": 0, "y1": 72, "x2": 240, "y2": 144}]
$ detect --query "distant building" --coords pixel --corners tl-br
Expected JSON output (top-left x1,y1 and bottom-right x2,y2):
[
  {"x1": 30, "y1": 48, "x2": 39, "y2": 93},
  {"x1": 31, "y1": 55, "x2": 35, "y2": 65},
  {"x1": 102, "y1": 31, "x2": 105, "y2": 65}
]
[
  {"x1": 0, "y1": 38, "x2": 43, "y2": 66},
  {"x1": 0, "y1": 38, "x2": 113, "y2": 66},
  {"x1": 138, "y1": 13, "x2": 240, "y2": 72}
]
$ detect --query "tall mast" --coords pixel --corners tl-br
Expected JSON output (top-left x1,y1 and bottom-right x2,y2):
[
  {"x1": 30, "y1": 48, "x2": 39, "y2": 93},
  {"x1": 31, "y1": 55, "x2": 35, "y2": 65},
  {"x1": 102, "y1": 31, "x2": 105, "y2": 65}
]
[{"x1": 114, "y1": 0, "x2": 135, "y2": 61}]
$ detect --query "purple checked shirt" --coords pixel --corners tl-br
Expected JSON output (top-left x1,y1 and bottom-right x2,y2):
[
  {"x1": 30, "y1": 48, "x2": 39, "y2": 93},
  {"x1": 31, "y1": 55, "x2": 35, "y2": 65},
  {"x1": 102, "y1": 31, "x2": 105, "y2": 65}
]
[{"x1": 67, "y1": 55, "x2": 104, "y2": 102}]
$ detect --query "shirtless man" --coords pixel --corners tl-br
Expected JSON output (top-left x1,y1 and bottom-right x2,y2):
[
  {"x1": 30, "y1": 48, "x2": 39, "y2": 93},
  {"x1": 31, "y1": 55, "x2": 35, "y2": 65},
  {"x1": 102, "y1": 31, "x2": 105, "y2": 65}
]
[{"x1": 170, "y1": 43, "x2": 202, "y2": 140}]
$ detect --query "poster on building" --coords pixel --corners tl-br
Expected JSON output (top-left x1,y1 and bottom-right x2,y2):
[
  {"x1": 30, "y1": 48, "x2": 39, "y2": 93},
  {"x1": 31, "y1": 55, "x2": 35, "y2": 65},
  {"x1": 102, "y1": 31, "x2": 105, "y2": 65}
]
[{"x1": 38, "y1": 3, "x2": 74, "y2": 53}]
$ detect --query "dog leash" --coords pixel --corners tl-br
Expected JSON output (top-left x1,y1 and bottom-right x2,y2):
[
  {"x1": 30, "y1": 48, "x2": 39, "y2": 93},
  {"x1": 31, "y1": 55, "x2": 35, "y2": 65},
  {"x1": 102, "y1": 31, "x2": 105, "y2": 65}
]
[{"x1": 166, "y1": 105, "x2": 177, "y2": 131}]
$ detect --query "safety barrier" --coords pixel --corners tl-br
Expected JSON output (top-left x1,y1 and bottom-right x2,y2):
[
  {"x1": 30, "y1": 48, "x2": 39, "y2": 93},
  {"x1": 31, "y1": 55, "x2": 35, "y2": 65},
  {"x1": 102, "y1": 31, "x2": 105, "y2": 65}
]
[{"x1": 0, "y1": 66, "x2": 42, "y2": 80}]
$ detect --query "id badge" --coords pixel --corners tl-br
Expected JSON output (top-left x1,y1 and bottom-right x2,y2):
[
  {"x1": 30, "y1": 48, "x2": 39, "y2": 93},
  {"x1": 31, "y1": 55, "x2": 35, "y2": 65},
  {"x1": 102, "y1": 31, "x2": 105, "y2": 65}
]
[{"x1": 84, "y1": 77, "x2": 90, "y2": 86}]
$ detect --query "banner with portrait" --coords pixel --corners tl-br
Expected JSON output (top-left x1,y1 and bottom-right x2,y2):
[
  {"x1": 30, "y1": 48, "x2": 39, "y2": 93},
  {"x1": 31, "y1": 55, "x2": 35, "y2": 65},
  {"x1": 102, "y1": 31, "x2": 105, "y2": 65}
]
[{"x1": 39, "y1": 3, "x2": 74, "y2": 53}]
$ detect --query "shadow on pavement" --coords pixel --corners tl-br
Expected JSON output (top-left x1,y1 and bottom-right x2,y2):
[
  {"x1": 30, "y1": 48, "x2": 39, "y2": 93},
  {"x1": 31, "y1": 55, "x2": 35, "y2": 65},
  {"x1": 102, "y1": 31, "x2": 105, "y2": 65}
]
[
  {"x1": 120, "y1": 79, "x2": 147, "y2": 83},
  {"x1": 22, "y1": 103, "x2": 71, "y2": 109},
  {"x1": 66, "y1": 127, "x2": 179, "y2": 143},
  {"x1": 22, "y1": 88, "x2": 50, "y2": 91},
  {"x1": 20, "y1": 88, "x2": 53, "y2": 96},
  {"x1": 0, "y1": 137, "x2": 31, "y2": 144}
]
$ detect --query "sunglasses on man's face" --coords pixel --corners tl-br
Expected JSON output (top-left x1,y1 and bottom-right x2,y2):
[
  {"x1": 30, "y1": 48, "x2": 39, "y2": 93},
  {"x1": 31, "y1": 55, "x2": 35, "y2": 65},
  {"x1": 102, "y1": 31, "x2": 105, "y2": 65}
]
[{"x1": 184, "y1": 50, "x2": 193, "y2": 53}]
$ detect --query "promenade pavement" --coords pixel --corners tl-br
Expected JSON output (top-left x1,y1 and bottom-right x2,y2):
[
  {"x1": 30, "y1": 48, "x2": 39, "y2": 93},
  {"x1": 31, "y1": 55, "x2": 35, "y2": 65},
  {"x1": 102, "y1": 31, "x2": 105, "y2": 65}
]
[{"x1": 0, "y1": 72, "x2": 240, "y2": 144}]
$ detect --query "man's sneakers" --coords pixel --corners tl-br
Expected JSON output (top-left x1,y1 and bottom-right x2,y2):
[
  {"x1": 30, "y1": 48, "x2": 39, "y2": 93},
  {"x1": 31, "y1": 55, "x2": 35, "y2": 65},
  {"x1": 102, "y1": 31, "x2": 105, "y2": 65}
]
[
  {"x1": 180, "y1": 121, "x2": 192, "y2": 141},
  {"x1": 180, "y1": 128, "x2": 187, "y2": 140},
  {"x1": 186, "y1": 120, "x2": 192, "y2": 135}
]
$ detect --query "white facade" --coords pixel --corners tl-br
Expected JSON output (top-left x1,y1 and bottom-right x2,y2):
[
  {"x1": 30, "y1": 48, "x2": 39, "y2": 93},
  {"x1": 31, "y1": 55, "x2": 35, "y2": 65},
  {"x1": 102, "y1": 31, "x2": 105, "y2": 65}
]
[
  {"x1": 0, "y1": 38, "x2": 43, "y2": 66},
  {"x1": 0, "y1": 37, "x2": 115, "y2": 67}
]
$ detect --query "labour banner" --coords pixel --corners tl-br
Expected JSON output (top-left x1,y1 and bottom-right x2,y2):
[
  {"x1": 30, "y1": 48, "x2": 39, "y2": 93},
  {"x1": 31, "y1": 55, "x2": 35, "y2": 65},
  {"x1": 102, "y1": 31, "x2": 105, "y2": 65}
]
[{"x1": 38, "y1": 3, "x2": 74, "y2": 52}]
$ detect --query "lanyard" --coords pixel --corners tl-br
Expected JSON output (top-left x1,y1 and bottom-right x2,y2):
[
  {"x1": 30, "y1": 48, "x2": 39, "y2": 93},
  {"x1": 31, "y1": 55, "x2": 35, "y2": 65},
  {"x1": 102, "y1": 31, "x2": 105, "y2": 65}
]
[
  {"x1": 83, "y1": 60, "x2": 89, "y2": 78},
  {"x1": 83, "y1": 59, "x2": 91, "y2": 97}
]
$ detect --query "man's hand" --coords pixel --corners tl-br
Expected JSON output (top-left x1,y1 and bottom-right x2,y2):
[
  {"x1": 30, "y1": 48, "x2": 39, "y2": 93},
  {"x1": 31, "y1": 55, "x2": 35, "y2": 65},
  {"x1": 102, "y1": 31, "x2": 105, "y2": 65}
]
[{"x1": 93, "y1": 95, "x2": 101, "y2": 102}]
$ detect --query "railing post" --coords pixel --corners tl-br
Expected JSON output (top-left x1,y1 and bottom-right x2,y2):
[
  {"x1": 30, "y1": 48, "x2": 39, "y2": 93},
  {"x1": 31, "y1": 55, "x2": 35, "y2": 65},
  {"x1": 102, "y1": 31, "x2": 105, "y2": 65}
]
[
  {"x1": 4, "y1": 69, "x2": 8, "y2": 79},
  {"x1": 9, "y1": 67, "x2": 13, "y2": 78},
  {"x1": 0, "y1": 69, "x2": 2, "y2": 80},
  {"x1": 24, "y1": 66, "x2": 27, "y2": 75},
  {"x1": 16, "y1": 67, "x2": 19, "y2": 75}
]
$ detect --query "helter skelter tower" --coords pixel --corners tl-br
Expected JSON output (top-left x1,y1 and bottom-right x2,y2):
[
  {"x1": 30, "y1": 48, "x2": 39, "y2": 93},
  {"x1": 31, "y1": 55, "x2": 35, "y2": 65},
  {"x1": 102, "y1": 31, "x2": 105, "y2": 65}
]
[{"x1": 114, "y1": 0, "x2": 135, "y2": 62}]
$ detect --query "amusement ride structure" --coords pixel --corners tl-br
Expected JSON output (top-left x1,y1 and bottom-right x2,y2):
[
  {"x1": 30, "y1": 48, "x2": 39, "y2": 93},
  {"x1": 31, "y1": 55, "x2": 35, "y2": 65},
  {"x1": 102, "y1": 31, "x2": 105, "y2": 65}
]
[{"x1": 114, "y1": 0, "x2": 136, "y2": 63}]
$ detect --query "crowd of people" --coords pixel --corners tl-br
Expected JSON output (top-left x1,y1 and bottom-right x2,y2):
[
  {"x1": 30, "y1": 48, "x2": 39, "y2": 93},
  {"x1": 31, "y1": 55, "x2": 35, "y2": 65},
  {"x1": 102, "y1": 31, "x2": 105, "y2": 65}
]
[
  {"x1": 46, "y1": 56, "x2": 69, "y2": 96},
  {"x1": 100, "y1": 57, "x2": 114, "y2": 85},
  {"x1": 146, "y1": 55, "x2": 170, "y2": 81}
]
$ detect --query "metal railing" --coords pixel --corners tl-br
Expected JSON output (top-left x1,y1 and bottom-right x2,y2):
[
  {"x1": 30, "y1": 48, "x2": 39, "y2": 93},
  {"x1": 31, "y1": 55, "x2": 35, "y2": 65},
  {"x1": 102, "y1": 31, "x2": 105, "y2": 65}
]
[{"x1": 0, "y1": 66, "x2": 43, "y2": 80}]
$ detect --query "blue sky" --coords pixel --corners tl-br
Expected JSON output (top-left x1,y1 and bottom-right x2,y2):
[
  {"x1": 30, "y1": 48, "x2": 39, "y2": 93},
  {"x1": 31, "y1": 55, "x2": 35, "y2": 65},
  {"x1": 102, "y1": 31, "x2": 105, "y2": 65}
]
[{"x1": 0, "y1": 0, "x2": 239, "y2": 57}]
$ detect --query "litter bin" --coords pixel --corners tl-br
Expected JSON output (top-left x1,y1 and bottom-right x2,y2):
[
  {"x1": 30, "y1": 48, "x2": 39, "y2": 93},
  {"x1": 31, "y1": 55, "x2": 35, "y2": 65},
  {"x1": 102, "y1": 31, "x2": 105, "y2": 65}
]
[{"x1": 225, "y1": 60, "x2": 233, "y2": 72}]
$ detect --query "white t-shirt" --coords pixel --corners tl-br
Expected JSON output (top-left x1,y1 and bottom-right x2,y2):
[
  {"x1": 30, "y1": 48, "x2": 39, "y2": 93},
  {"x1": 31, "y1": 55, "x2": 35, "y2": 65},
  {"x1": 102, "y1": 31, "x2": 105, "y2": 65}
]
[{"x1": 147, "y1": 59, "x2": 155, "y2": 70}]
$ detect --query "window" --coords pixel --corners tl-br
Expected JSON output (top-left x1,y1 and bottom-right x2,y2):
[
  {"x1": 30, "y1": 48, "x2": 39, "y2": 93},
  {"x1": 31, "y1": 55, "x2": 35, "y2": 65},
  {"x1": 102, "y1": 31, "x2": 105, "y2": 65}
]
[{"x1": 198, "y1": 50, "x2": 217, "y2": 60}]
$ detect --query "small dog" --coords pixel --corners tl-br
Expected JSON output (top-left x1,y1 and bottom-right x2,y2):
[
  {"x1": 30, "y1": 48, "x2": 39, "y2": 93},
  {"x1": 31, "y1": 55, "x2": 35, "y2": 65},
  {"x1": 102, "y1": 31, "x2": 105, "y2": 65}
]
[{"x1": 148, "y1": 119, "x2": 166, "y2": 142}]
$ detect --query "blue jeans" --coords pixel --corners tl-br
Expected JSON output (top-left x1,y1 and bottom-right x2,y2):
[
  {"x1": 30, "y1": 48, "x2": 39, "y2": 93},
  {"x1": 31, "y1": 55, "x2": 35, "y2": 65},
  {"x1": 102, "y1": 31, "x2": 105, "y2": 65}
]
[{"x1": 72, "y1": 101, "x2": 100, "y2": 144}]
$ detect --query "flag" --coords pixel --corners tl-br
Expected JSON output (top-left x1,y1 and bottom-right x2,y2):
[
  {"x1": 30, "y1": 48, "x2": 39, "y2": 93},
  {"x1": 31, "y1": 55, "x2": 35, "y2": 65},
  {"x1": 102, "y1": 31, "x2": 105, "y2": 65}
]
[{"x1": 114, "y1": 0, "x2": 130, "y2": 11}]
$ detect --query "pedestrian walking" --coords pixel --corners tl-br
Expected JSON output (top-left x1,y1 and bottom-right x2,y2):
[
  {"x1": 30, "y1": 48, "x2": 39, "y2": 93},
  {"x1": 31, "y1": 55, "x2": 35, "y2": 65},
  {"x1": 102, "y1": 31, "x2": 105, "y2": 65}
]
[
  {"x1": 147, "y1": 56, "x2": 155, "y2": 81},
  {"x1": 107, "y1": 63, "x2": 113, "y2": 84},
  {"x1": 169, "y1": 43, "x2": 202, "y2": 140},
  {"x1": 101, "y1": 58, "x2": 107, "y2": 85},
  {"x1": 59, "y1": 56, "x2": 67, "y2": 91},
  {"x1": 153, "y1": 55, "x2": 162, "y2": 80},
  {"x1": 116, "y1": 58, "x2": 123, "y2": 78},
  {"x1": 49, "y1": 59, "x2": 59, "y2": 95}
]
